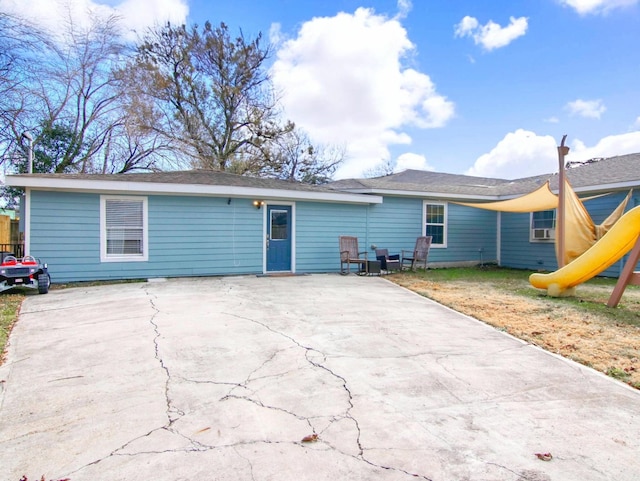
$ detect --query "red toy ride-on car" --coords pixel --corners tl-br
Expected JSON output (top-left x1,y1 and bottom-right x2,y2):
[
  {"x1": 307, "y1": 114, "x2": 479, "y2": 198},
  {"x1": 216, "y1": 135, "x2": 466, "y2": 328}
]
[{"x1": 0, "y1": 255, "x2": 51, "y2": 294}]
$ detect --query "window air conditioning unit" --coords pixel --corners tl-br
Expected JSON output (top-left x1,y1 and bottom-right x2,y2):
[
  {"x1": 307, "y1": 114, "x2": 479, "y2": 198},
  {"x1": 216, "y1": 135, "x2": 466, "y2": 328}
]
[{"x1": 533, "y1": 228, "x2": 555, "y2": 240}]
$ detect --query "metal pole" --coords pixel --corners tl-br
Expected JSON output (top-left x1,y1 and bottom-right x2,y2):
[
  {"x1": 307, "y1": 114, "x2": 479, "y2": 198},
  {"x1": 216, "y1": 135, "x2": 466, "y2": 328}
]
[
  {"x1": 21, "y1": 131, "x2": 33, "y2": 174},
  {"x1": 557, "y1": 135, "x2": 569, "y2": 268}
]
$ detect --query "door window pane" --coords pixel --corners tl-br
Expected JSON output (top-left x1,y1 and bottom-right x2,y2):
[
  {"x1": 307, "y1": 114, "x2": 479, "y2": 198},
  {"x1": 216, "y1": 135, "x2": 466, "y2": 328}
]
[{"x1": 271, "y1": 210, "x2": 288, "y2": 240}]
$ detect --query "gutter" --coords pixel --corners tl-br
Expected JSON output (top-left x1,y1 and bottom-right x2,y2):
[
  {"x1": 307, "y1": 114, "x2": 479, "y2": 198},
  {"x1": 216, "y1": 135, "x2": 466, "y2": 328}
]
[{"x1": 5, "y1": 176, "x2": 383, "y2": 205}]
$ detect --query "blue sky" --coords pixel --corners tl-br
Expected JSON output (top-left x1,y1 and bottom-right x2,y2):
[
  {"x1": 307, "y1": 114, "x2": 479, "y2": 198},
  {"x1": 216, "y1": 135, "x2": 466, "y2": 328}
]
[{"x1": 2, "y1": 0, "x2": 639, "y2": 179}]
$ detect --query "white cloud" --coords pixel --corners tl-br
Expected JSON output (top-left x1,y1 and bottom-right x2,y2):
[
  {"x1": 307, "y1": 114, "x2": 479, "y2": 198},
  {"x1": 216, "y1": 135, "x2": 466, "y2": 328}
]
[
  {"x1": 269, "y1": 22, "x2": 283, "y2": 45},
  {"x1": 568, "y1": 131, "x2": 640, "y2": 161},
  {"x1": 565, "y1": 99, "x2": 606, "y2": 119},
  {"x1": 466, "y1": 129, "x2": 640, "y2": 179},
  {"x1": 454, "y1": 15, "x2": 528, "y2": 51},
  {"x1": 271, "y1": 7, "x2": 454, "y2": 179},
  {"x1": 558, "y1": 0, "x2": 638, "y2": 15},
  {"x1": 396, "y1": 0, "x2": 412, "y2": 19},
  {"x1": 465, "y1": 130, "x2": 559, "y2": 179},
  {"x1": 0, "y1": 0, "x2": 188, "y2": 41},
  {"x1": 544, "y1": 116, "x2": 560, "y2": 123},
  {"x1": 632, "y1": 117, "x2": 640, "y2": 129},
  {"x1": 394, "y1": 152, "x2": 435, "y2": 172}
]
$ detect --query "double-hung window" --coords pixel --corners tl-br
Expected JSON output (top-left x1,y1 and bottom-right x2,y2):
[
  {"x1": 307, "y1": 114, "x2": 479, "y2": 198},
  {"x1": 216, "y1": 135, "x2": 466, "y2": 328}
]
[
  {"x1": 100, "y1": 196, "x2": 148, "y2": 262},
  {"x1": 424, "y1": 202, "x2": 447, "y2": 247}
]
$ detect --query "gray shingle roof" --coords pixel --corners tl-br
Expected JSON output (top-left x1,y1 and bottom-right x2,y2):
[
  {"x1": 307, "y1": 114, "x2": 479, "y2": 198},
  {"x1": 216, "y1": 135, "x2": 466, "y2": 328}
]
[
  {"x1": 329, "y1": 152, "x2": 640, "y2": 198},
  {"x1": 11, "y1": 169, "x2": 340, "y2": 194},
  {"x1": 9, "y1": 152, "x2": 640, "y2": 200}
]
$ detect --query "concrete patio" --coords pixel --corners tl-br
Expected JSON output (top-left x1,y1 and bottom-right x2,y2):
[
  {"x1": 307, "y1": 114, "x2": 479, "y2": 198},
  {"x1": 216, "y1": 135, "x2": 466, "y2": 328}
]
[{"x1": 1, "y1": 274, "x2": 639, "y2": 481}]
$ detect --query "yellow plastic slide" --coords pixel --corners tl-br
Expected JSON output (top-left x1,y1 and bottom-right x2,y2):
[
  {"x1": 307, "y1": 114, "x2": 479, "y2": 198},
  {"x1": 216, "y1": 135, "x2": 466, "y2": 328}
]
[{"x1": 530, "y1": 205, "x2": 640, "y2": 297}]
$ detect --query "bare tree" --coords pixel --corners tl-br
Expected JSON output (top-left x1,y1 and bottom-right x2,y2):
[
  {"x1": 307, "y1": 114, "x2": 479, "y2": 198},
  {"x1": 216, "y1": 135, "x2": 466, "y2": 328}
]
[
  {"x1": 258, "y1": 127, "x2": 344, "y2": 184},
  {"x1": 363, "y1": 158, "x2": 396, "y2": 178},
  {"x1": 121, "y1": 21, "x2": 292, "y2": 172},
  {"x1": 0, "y1": 13, "x2": 51, "y2": 155},
  {"x1": 1, "y1": 11, "x2": 171, "y2": 176}
]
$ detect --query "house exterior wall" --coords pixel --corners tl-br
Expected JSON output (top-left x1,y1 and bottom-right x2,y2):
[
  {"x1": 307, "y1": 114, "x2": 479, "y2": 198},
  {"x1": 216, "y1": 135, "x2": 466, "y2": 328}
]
[
  {"x1": 444, "y1": 204, "x2": 498, "y2": 265},
  {"x1": 29, "y1": 191, "x2": 266, "y2": 282},
  {"x1": 27, "y1": 190, "x2": 501, "y2": 282},
  {"x1": 295, "y1": 201, "x2": 368, "y2": 272},
  {"x1": 28, "y1": 190, "x2": 376, "y2": 282},
  {"x1": 366, "y1": 196, "x2": 498, "y2": 265},
  {"x1": 500, "y1": 190, "x2": 640, "y2": 277}
]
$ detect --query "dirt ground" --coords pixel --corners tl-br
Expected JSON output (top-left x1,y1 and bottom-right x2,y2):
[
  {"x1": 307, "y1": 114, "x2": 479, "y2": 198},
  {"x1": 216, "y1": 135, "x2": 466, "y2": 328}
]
[{"x1": 390, "y1": 274, "x2": 640, "y2": 389}]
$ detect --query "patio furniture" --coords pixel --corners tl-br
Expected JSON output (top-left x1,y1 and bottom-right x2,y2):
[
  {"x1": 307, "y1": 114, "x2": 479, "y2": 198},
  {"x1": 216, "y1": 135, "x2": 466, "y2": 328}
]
[
  {"x1": 339, "y1": 236, "x2": 368, "y2": 275},
  {"x1": 401, "y1": 236, "x2": 432, "y2": 271},
  {"x1": 366, "y1": 259, "x2": 382, "y2": 275},
  {"x1": 375, "y1": 248, "x2": 401, "y2": 273}
]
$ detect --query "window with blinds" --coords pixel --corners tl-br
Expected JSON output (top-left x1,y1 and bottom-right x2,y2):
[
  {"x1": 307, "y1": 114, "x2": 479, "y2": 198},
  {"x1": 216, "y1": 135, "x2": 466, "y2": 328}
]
[{"x1": 100, "y1": 196, "x2": 148, "y2": 262}]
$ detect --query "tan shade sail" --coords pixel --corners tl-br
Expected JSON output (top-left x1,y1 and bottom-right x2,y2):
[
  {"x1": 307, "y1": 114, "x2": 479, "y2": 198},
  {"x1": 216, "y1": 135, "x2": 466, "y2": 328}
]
[
  {"x1": 559, "y1": 184, "x2": 632, "y2": 264},
  {"x1": 455, "y1": 179, "x2": 633, "y2": 268},
  {"x1": 454, "y1": 181, "x2": 558, "y2": 213}
]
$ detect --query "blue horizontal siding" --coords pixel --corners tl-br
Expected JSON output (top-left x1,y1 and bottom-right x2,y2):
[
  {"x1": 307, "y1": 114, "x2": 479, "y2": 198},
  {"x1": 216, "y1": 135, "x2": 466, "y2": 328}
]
[
  {"x1": 27, "y1": 187, "x2": 638, "y2": 283},
  {"x1": 29, "y1": 192, "x2": 264, "y2": 282},
  {"x1": 367, "y1": 197, "x2": 497, "y2": 264},
  {"x1": 442, "y1": 204, "x2": 497, "y2": 264},
  {"x1": 500, "y1": 212, "x2": 557, "y2": 271},
  {"x1": 296, "y1": 202, "x2": 368, "y2": 272},
  {"x1": 368, "y1": 197, "x2": 424, "y2": 255}
]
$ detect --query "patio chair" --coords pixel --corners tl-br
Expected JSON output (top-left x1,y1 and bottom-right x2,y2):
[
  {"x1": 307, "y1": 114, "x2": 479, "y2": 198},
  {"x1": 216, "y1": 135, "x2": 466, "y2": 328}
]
[
  {"x1": 401, "y1": 236, "x2": 432, "y2": 271},
  {"x1": 339, "y1": 236, "x2": 368, "y2": 275},
  {"x1": 375, "y1": 248, "x2": 401, "y2": 273}
]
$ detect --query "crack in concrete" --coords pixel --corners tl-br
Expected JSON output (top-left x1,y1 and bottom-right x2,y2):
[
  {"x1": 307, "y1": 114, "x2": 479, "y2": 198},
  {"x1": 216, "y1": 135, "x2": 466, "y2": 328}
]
[
  {"x1": 224, "y1": 311, "x2": 435, "y2": 480},
  {"x1": 233, "y1": 446, "x2": 257, "y2": 481},
  {"x1": 146, "y1": 295, "x2": 184, "y2": 426},
  {"x1": 70, "y1": 292, "x2": 435, "y2": 480},
  {"x1": 486, "y1": 462, "x2": 549, "y2": 480},
  {"x1": 67, "y1": 289, "x2": 188, "y2": 477}
]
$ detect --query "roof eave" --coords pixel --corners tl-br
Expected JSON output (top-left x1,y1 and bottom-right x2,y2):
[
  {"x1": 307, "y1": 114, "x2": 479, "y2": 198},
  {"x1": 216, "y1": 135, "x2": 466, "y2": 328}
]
[
  {"x1": 336, "y1": 188, "x2": 502, "y2": 201},
  {"x1": 571, "y1": 180, "x2": 640, "y2": 194},
  {"x1": 6, "y1": 176, "x2": 383, "y2": 205}
]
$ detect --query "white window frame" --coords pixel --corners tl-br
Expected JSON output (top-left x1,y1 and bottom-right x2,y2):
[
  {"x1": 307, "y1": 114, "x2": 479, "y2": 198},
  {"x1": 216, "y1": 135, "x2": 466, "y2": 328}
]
[
  {"x1": 423, "y1": 201, "x2": 447, "y2": 248},
  {"x1": 530, "y1": 210, "x2": 556, "y2": 243},
  {"x1": 100, "y1": 195, "x2": 149, "y2": 262}
]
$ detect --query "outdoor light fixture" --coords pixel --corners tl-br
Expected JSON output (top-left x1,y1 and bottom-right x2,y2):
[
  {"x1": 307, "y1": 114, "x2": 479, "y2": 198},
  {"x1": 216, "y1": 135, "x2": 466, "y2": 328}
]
[{"x1": 253, "y1": 200, "x2": 265, "y2": 209}]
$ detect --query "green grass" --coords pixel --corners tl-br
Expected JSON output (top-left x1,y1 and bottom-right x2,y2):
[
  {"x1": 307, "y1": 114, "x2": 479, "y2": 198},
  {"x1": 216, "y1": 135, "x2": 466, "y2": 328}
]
[{"x1": 0, "y1": 293, "x2": 25, "y2": 364}]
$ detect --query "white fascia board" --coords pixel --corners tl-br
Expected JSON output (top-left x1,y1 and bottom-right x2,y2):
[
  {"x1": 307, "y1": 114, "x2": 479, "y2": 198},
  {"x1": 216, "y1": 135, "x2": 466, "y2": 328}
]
[
  {"x1": 570, "y1": 180, "x2": 640, "y2": 194},
  {"x1": 5, "y1": 176, "x2": 383, "y2": 205},
  {"x1": 337, "y1": 188, "x2": 499, "y2": 201}
]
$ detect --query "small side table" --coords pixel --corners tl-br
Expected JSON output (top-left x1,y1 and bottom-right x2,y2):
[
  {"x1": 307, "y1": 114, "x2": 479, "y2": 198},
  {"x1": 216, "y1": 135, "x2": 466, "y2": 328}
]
[{"x1": 366, "y1": 260, "x2": 382, "y2": 275}]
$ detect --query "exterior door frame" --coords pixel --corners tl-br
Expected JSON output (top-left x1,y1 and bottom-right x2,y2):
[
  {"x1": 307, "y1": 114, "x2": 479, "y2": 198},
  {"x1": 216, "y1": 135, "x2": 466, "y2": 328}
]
[{"x1": 263, "y1": 201, "x2": 296, "y2": 273}]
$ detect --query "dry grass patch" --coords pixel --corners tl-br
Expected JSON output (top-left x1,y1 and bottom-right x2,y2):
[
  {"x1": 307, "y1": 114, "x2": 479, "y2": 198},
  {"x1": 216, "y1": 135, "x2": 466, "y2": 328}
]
[
  {"x1": 1, "y1": 293, "x2": 25, "y2": 365},
  {"x1": 390, "y1": 268, "x2": 640, "y2": 389}
]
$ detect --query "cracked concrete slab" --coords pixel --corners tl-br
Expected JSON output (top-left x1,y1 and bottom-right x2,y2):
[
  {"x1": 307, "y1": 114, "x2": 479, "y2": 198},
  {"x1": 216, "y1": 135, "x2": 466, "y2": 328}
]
[{"x1": 1, "y1": 274, "x2": 639, "y2": 481}]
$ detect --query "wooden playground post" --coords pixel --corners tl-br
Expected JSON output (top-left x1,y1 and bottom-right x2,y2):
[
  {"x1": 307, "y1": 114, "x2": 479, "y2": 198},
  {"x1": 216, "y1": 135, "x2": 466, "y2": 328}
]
[{"x1": 607, "y1": 236, "x2": 640, "y2": 308}]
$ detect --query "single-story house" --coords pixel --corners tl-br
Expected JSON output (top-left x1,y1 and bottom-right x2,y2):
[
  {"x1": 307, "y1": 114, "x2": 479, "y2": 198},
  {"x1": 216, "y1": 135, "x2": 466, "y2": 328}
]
[{"x1": 5, "y1": 153, "x2": 640, "y2": 283}]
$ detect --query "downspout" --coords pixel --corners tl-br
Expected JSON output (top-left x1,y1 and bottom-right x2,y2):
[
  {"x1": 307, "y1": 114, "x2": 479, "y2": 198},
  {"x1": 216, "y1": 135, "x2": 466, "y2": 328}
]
[
  {"x1": 557, "y1": 135, "x2": 569, "y2": 269},
  {"x1": 496, "y1": 211, "x2": 501, "y2": 266},
  {"x1": 365, "y1": 203, "x2": 370, "y2": 254},
  {"x1": 23, "y1": 189, "x2": 31, "y2": 256}
]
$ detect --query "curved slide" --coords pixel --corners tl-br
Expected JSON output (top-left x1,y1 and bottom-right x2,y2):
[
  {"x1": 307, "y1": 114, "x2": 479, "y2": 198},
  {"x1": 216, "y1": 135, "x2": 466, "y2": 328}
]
[{"x1": 530, "y1": 205, "x2": 640, "y2": 297}]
